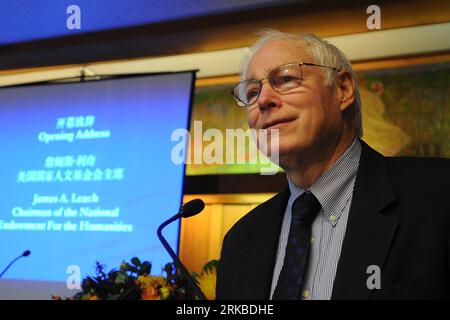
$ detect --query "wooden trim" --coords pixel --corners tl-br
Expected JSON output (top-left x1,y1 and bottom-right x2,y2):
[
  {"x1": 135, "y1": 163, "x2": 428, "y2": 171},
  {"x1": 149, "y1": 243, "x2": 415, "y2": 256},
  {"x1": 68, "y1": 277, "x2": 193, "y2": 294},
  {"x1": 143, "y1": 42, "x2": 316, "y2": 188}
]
[
  {"x1": 183, "y1": 173, "x2": 287, "y2": 194},
  {"x1": 195, "y1": 75, "x2": 240, "y2": 87},
  {"x1": 352, "y1": 52, "x2": 450, "y2": 71},
  {"x1": 194, "y1": 52, "x2": 450, "y2": 87},
  {"x1": 2, "y1": 51, "x2": 449, "y2": 85},
  {"x1": 183, "y1": 193, "x2": 276, "y2": 205}
]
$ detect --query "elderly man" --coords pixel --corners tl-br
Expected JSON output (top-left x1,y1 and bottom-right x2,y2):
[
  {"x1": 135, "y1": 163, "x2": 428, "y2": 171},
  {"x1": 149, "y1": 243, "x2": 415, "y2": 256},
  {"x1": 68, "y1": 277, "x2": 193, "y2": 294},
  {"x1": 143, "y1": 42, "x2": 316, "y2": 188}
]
[{"x1": 216, "y1": 30, "x2": 450, "y2": 300}]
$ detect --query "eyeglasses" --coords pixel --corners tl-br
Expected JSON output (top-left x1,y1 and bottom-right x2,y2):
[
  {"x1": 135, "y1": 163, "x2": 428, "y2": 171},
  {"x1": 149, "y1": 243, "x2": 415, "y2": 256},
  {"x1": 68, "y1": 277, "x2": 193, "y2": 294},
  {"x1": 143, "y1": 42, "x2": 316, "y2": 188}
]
[{"x1": 231, "y1": 62, "x2": 341, "y2": 107}]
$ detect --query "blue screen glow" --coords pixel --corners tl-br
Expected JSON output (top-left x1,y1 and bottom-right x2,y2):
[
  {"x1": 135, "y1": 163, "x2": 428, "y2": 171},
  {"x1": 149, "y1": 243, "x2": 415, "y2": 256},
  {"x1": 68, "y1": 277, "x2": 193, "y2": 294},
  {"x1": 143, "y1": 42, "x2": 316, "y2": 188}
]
[
  {"x1": 0, "y1": 0, "x2": 294, "y2": 45},
  {"x1": 0, "y1": 72, "x2": 194, "y2": 298}
]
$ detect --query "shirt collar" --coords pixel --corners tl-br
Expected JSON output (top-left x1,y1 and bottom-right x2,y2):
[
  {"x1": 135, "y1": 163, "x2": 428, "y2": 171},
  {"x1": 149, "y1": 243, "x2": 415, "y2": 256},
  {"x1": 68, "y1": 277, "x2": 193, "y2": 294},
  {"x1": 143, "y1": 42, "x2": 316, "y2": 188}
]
[{"x1": 287, "y1": 138, "x2": 361, "y2": 225}]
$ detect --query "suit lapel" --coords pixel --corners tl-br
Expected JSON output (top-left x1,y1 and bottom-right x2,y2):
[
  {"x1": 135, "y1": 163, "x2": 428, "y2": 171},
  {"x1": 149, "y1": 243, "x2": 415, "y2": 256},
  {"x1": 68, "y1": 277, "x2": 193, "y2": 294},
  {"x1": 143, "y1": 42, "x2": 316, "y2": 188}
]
[
  {"x1": 331, "y1": 140, "x2": 398, "y2": 299},
  {"x1": 239, "y1": 187, "x2": 290, "y2": 299}
]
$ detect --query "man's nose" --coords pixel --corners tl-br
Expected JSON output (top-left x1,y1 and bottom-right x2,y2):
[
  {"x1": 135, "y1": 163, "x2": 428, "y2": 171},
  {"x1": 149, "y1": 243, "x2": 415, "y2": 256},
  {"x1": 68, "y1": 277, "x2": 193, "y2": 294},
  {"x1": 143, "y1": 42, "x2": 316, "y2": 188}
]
[{"x1": 257, "y1": 81, "x2": 281, "y2": 111}]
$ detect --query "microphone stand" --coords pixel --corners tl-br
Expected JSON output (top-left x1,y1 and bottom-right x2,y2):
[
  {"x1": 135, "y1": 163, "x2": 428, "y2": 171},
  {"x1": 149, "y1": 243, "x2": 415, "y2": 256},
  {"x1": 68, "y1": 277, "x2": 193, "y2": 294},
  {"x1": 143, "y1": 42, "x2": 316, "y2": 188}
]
[
  {"x1": 0, "y1": 251, "x2": 31, "y2": 279},
  {"x1": 157, "y1": 213, "x2": 206, "y2": 300}
]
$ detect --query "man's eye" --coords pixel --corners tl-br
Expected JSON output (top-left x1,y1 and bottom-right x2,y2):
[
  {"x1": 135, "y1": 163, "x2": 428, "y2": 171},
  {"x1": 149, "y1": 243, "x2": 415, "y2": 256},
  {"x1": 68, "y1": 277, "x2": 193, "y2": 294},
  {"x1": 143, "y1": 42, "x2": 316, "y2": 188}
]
[
  {"x1": 272, "y1": 74, "x2": 294, "y2": 85},
  {"x1": 246, "y1": 88, "x2": 259, "y2": 100},
  {"x1": 280, "y1": 76, "x2": 298, "y2": 83}
]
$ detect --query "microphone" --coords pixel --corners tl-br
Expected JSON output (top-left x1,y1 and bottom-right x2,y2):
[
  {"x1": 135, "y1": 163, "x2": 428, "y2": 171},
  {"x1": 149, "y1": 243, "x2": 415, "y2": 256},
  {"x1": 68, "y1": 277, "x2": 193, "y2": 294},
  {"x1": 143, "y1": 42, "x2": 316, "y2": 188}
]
[
  {"x1": 157, "y1": 199, "x2": 206, "y2": 300},
  {"x1": 0, "y1": 250, "x2": 31, "y2": 279}
]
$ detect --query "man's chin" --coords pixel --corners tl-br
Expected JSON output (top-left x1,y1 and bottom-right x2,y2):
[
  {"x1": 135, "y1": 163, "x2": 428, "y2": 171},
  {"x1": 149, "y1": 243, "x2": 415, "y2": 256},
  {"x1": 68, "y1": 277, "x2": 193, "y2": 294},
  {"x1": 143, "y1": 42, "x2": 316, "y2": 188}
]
[
  {"x1": 276, "y1": 146, "x2": 298, "y2": 165},
  {"x1": 276, "y1": 142, "x2": 315, "y2": 165}
]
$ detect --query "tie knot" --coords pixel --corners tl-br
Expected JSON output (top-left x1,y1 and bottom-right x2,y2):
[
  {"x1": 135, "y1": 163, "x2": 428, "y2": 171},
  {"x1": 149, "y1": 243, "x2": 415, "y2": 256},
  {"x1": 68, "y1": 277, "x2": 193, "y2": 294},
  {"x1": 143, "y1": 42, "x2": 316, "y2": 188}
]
[{"x1": 291, "y1": 191, "x2": 321, "y2": 224}]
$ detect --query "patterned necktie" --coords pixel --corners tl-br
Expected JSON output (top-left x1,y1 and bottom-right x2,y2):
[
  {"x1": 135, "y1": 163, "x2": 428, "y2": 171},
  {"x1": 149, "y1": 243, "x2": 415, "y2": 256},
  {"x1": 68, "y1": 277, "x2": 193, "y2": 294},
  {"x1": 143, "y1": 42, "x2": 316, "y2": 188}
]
[{"x1": 273, "y1": 191, "x2": 321, "y2": 300}]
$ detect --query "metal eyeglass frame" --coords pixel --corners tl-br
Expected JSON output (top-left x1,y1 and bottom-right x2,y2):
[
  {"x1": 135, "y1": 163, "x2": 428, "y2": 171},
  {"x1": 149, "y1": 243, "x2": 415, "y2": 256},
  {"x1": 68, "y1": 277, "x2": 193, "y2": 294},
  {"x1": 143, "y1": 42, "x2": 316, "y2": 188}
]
[{"x1": 231, "y1": 62, "x2": 341, "y2": 107}]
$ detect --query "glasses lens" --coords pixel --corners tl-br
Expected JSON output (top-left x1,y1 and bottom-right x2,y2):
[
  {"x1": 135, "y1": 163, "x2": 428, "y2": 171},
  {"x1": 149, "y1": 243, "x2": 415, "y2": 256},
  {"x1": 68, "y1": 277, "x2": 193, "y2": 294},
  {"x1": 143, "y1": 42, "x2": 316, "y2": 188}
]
[
  {"x1": 234, "y1": 80, "x2": 261, "y2": 107},
  {"x1": 269, "y1": 64, "x2": 302, "y2": 92}
]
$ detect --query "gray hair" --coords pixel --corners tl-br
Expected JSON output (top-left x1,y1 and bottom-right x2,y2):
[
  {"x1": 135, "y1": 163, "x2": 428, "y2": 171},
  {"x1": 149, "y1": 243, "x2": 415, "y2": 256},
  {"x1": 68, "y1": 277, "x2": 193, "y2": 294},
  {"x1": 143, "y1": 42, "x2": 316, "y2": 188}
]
[{"x1": 242, "y1": 29, "x2": 362, "y2": 138}]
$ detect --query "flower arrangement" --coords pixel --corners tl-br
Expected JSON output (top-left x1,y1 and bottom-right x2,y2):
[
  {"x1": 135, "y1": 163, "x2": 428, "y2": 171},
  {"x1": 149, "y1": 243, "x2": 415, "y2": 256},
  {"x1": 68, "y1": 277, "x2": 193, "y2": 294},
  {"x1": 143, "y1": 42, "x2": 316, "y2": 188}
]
[{"x1": 52, "y1": 258, "x2": 218, "y2": 300}]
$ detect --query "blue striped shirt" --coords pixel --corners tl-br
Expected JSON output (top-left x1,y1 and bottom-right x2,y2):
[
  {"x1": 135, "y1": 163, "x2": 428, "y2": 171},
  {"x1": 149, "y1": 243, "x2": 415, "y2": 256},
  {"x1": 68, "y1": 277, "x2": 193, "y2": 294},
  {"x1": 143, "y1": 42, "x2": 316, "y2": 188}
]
[{"x1": 270, "y1": 139, "x2": 362, "y2": 300}]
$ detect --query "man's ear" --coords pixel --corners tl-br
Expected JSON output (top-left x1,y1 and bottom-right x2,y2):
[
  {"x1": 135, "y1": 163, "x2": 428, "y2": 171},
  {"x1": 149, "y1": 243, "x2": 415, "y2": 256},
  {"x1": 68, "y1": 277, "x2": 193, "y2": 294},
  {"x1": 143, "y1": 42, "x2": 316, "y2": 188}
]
[{"x1": 337, "y1": 71, "x2": 355, "y2": 111}]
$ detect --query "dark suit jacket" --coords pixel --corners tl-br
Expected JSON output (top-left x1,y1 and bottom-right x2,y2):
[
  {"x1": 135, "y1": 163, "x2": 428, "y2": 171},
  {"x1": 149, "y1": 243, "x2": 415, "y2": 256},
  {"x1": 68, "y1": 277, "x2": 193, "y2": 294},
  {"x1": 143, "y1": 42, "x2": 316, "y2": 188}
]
[{"x1": 216, "y1": 140, "x2": 450, "y2": 300}]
